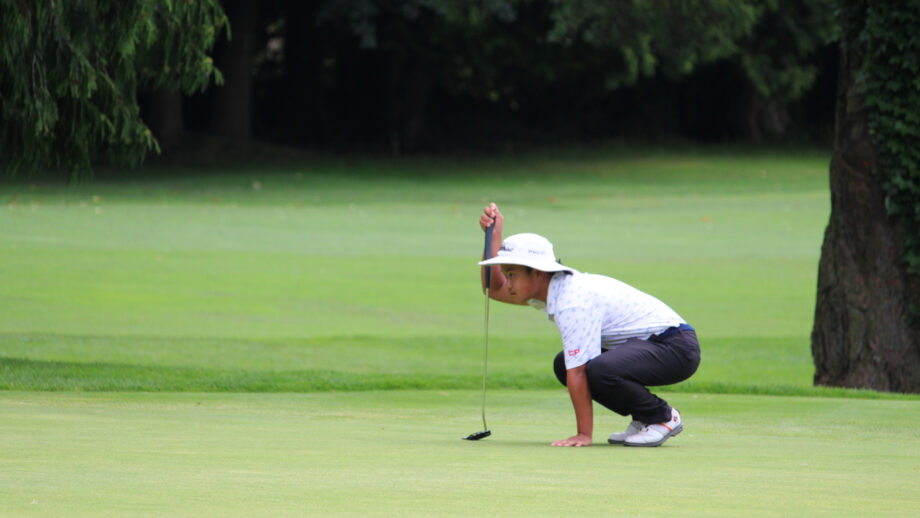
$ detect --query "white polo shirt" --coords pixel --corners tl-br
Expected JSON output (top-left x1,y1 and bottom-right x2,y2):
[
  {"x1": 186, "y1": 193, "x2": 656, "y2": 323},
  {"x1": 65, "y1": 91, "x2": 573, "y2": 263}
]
[{"x1": 537, "y1": 271, "x2": 685, "y2": 370}]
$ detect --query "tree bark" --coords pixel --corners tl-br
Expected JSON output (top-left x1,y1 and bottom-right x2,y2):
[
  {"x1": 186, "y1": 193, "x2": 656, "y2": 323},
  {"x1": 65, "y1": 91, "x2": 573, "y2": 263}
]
[
  {"x1": 146, "y1": 89, "x2": 184, "y2": 151},
  {"x1": 283, "y1": 0, "x2": 327, "y2": 143},
  {"x1": 811, "y1": 43, "x2": 920, "y2": 393},
  {"x1": 386, "y1": 52, "x2": 432, "y2": 154},
  {"x1": 211, "y1": 0, "x2": 257, "y2": 143}
]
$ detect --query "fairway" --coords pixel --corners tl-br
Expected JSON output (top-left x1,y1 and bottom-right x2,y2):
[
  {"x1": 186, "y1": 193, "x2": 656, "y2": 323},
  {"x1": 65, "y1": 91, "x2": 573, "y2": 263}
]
[
  {"x1": 2, "y1": 147, "x2": 919, "y2": 516},
  {"x1": 1, "y1": 148, "x2": 834, "y2": 394},
  {"x1": 2, "y1": 390, "x2": 918, "y2": 517}
]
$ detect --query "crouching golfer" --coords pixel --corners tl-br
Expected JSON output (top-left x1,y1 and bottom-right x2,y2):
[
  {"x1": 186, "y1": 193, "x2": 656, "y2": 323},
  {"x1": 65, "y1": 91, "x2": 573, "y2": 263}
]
[{"x1": 478, "y1": 203, "x2": 700, "y2": 447}]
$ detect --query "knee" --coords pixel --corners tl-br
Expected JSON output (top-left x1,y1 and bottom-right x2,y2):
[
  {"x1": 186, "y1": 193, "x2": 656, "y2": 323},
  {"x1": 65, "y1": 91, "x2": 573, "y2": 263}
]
[{"x1": 553, "y1": 352, "x2": 567, "y2": 386}]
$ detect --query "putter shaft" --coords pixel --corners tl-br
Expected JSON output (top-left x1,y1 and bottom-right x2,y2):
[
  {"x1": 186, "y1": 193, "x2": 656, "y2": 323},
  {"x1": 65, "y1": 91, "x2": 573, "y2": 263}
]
[
  {"x1": 465, "y1": 222, "x2": 494, "y2": 441},
  {"x1": 480, "y1": 286, "x2": 489, "y2": 431}
]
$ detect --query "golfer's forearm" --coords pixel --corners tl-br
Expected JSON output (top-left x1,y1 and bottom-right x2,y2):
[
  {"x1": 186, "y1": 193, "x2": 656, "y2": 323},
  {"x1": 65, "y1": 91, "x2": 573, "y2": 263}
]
[{"x1": 566, "y1": 367, "x2": 593, "y2": 437}]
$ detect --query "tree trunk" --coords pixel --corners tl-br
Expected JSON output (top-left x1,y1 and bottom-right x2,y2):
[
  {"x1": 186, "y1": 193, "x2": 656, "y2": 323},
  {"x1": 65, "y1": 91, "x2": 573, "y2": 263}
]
[
  {"x1": 211, "y1": 0, "x2": 257, "y2": 143},
  {"x1": 811, "y1": 43, "x2": 920, "y2": 393},
  {"x1": 146, "y1": 89, "x2": 184, "y2": 151},
  {"x1": 283, "y1": 0, "x2": 327, "y2": 143},
  {"x1": 737, "y1": 82, "x2": 790, "y2": 142},
  {"x1": 386, "y1": 51, "x2": 432, "y2": 154}
]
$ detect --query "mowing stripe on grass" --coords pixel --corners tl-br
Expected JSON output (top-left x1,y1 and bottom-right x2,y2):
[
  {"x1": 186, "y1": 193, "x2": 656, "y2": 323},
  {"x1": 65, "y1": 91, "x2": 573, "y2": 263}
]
[{"x1": 3, "y1": 356, "x2": 915, "y2": 400}]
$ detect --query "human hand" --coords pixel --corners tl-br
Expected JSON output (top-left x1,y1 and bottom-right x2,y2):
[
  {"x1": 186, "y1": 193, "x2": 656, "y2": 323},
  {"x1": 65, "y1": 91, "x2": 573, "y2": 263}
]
[
  {"x1": 479, "y1": 202, "x2": 504, "y2": 234},
  {"x1": 551, "y1": 434, "x2": 592, "y2": 447}
]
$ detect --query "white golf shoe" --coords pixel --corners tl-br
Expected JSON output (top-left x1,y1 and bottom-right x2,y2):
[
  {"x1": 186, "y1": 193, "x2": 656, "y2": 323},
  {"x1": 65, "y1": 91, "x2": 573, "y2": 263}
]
[
  {"x1": 607, "y1": 420, "x2": 645, "y2": 445},
  {"x1": 624, "y1": 408, "x2": 683, "y2": 447}
]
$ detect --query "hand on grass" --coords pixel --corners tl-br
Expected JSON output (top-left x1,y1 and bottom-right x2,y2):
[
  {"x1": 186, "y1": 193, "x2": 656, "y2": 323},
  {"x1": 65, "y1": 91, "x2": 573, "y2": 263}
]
[{"x1": 551, "y1": 434, "x2": 592, "y2": 447}]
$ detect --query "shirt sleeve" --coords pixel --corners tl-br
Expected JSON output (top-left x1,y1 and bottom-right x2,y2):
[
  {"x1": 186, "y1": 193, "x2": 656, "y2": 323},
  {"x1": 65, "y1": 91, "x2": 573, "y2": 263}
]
[{"x1": 553, "y1": 306, "x2": 603, "y2": 370}]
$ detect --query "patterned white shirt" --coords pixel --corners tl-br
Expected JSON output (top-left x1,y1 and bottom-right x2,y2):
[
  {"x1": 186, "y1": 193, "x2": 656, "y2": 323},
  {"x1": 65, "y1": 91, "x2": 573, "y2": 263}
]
[{"x1": 541, "y1": 271, "x2": 685, "y2": 370}]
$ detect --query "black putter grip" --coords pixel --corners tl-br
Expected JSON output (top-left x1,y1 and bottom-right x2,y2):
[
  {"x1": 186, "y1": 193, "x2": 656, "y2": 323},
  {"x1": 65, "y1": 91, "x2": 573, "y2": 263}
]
[{"x1": 483, "y1": 222, "x2": 494, "y2": 288}]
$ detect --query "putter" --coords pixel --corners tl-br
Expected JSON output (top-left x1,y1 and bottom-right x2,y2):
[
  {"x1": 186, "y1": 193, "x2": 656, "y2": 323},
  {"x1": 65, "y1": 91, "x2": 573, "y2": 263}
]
[{"x1": 464, "y1": 222, "x2": 494, "y2": 441}]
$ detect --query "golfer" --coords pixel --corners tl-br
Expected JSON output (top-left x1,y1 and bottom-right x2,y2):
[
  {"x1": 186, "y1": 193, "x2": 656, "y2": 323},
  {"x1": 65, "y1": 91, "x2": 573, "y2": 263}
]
[{"x1": 478, "y1": 203, "x2": 700, "y2": 447}]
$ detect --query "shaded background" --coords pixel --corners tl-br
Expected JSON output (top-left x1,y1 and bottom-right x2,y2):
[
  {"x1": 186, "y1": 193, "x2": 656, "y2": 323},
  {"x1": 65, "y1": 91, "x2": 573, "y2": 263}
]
[{"x1": 140, "y1": 0, "x2": 838, "y2": 161}]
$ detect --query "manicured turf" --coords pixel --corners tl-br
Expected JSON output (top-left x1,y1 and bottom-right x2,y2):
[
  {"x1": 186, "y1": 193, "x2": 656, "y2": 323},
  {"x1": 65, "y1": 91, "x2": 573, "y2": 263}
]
[
  {"x1": 2, "y1": 146, "x2": 836, "y2": 394},
  {"x1": 2, "y1": 390, "x2": 918, "y2": 517},
  {"x1": 2, "y1": 146, "x2": 919, "y2": 516}
]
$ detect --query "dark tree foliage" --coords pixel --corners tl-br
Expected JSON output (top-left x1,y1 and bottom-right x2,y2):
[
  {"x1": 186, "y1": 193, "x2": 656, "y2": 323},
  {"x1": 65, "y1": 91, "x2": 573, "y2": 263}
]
[
  {"x1": 549, "y1": 0, "x2": 838, "y2": 140},
  {"x1": 0, "y1": 0, "x2": 227, "y2": 177},
  {"x1": 860, "y1": 3, "x2": 920, "y2": 283},
  {"x1": 297, "y1": 0, "x2": 837, "y2": 148},
  {"x1": 2, "y1": 0, "x2": 839, "y2": 173}
]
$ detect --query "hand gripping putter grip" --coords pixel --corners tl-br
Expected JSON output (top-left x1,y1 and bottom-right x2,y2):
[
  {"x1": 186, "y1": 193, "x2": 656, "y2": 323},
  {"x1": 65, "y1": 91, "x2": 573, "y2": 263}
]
[{"x1": 464, "y1": 222, "x2": 494, "y2": 441}]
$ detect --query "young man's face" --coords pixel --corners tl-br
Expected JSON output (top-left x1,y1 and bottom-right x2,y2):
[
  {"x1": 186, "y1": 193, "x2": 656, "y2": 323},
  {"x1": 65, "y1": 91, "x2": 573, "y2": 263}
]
[{"x1": 500, "y1": 265, "x2": 547, "y2": 303}]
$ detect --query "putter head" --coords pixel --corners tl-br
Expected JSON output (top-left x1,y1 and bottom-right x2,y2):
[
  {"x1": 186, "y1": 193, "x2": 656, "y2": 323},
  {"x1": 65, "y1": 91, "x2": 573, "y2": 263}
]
[{"x1": 463, "y1": 430, "x2": 491, "y2": 441}]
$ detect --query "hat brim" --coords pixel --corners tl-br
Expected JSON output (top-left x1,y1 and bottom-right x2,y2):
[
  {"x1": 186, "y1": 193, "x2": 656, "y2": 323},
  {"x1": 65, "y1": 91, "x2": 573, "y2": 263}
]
[{"x1": 478, "y1": 256, "x2": 576, "y2": 274}]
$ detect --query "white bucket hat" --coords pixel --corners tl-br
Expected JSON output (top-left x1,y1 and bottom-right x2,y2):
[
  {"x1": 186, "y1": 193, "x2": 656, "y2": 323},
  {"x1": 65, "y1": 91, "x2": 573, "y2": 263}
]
[{"x1": 479, "y1": 233, "x2": 576, "y2": 274}]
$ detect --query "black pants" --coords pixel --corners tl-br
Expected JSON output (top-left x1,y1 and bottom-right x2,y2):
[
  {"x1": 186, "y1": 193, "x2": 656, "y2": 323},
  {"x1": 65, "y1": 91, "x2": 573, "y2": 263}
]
[{"x1": 553, "y1": 328, "x2": 701, "y2": 424}]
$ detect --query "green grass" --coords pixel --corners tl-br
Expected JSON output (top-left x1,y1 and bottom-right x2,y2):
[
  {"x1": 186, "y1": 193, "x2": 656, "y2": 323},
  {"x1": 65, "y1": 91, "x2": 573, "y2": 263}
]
[
  {"x1": 3, "y1": 146, "x2": 920, "y2": 516},
  {"x1": 2, "y1": 390, "x2": 918, "y2": 517},
  {"x1": 0, "y1": 146, "x2": 841, "y2": 395}
]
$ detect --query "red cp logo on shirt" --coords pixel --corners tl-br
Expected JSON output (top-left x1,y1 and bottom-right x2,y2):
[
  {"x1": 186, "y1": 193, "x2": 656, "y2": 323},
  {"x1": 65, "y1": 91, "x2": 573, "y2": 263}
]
[{"x1": 568, "y1": 349, "x2": 580, "y2": 357}]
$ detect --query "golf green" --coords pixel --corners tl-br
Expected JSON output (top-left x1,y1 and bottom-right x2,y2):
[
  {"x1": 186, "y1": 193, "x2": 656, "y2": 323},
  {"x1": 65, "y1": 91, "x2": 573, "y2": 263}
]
[
  {"x1": 2, "y1": 147, "x2": 918, "y2": 516},
  {"x1": 1, "y1": 390, "x2": 917, "y2": 517}
]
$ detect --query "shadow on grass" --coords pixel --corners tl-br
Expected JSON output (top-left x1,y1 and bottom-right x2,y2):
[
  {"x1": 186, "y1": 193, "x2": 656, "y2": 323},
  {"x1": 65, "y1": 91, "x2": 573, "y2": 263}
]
[
  {"x1": 0, "y1": 357, "x2": 550, "y2": 392},
  {"x1": 2, "y1": 357, "x2": 917, "y2": 400}
]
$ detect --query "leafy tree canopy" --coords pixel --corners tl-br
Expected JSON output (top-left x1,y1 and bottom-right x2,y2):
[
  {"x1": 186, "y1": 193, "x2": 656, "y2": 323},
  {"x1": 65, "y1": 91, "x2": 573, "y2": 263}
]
[
  {"x1": 2, "y1": 0, "x2": 838, "y2": 175},
  {"x1": 548, "y1": 0, "x2": 837, "y2": 97},
  {"x1": 0, "y1": 0, "x2": 227, "y2": 177}
]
